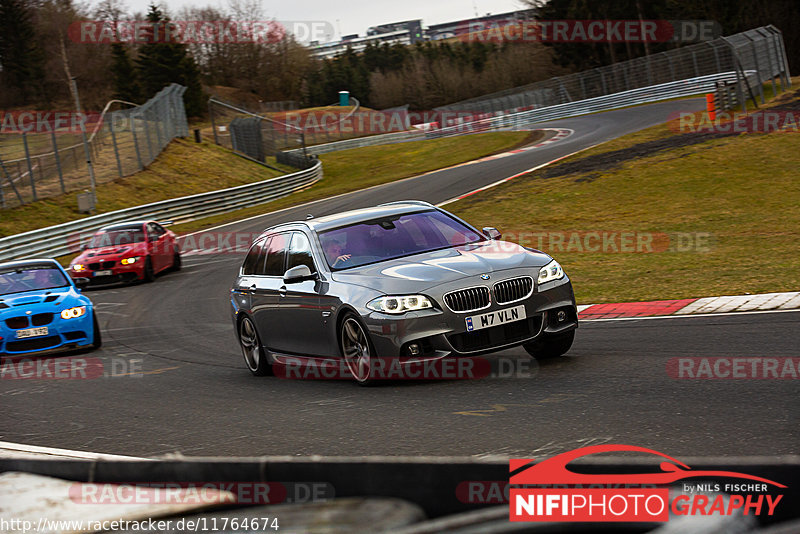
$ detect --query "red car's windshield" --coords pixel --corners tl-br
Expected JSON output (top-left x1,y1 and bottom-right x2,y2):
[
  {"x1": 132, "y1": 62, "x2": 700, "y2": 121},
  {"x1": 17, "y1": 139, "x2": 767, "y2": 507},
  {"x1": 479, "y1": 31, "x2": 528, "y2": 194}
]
[
  {"x1": 88, "y1": 228, "x2": 146, "y2": 248},
  {"x1": 0, "y1": 267, "x2": 70, "y2": 296},
  {"x1": 319, "y1": 210, "x2": 484, "y2": 270}
]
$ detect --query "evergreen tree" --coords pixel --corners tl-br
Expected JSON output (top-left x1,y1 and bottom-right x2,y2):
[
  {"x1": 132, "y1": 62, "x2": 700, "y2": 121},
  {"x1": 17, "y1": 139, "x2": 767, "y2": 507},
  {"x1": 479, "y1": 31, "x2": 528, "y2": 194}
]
[
  {"x1": 0, "y1": 0, "x2": 45, "y2": 105},
  {"x1": 135, "y1": 4, "x2": 205, "y2": 116},
  {"x1": 110, "y1": 43, "x2": 142, "y2": 103}
]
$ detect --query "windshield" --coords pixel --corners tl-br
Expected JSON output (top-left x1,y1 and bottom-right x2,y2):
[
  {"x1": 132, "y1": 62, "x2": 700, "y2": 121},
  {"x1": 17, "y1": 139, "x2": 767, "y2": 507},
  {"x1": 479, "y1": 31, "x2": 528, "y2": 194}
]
[
  {"x1": 88, "y1": 228, "x2": 146, "y2": 248},
  {"x1": 0, "y1": 266, "x2": 70, "y2": 296},
  {"x1": 318, "y1": 210, "x2": 483, "y2": 270}
]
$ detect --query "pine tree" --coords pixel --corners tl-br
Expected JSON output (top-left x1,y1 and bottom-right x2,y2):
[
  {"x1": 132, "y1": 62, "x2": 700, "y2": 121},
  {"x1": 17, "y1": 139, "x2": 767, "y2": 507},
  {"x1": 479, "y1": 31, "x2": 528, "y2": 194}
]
[
  {"x1": 110, "y1": 43, "x2": 142, "y2": 103},
  {"x1": 135, "y1": 4, "x2": 205, "y2": 116},
  {"x1": 0, "y1": 0, "x2": 45, "y2": 105}
]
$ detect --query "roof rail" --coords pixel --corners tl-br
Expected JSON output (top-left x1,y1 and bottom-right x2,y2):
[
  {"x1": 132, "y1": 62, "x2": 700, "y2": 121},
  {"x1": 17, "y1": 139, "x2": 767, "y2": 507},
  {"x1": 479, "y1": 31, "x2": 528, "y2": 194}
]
[{"x1": 377, "y1": 200, "x2": 435, "y2": 208}]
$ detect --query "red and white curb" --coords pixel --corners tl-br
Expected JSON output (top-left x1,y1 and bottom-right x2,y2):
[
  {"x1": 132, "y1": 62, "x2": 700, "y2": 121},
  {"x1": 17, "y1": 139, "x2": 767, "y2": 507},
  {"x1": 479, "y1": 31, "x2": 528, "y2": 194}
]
[{"x1": 578, "y1": 291, "x2": 800, "y2": 321}]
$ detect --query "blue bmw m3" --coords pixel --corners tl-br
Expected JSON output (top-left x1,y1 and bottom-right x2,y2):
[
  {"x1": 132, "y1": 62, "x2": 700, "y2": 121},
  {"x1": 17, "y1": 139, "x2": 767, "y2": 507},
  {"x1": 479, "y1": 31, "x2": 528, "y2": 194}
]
[{"x1": 0, "y1": 259, "x2": 101, "y2": 356}]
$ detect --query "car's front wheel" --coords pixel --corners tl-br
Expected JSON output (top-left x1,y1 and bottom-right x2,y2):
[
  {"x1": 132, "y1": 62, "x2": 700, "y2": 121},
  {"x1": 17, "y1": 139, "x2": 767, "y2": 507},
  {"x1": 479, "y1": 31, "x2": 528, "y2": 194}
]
[
  {"x1": 239, "y1": 316, "x2": 272, "y2": 376},
  {"x1": 523, "y1": 330, "x2": 574, "y2": 360},
  {"x1": 142, "y1": 256, "x2": 155, "y2": 282},
  {"x1": 340, "y1": 313, "x2": 376, "y2": 386}
]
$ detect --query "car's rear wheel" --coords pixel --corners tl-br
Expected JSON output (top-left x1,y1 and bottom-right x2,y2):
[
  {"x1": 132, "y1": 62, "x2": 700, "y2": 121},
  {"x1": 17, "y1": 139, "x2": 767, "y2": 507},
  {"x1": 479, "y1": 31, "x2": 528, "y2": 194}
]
[
  {"x1": 143, "y1": 256, "x2": 155, "y2": 282},
  {"x1": 91, "y1": 313, "x2": 102, "y2": 349},
  {"x1": 340, "y1": 313, "x2": 376, "y2": 386},
  {"x1": 523, "y1": 330, "x2": 574, "y2": 360},
  {"x1": 239, "y1": 316, "x2": 272, "y2": 376}
]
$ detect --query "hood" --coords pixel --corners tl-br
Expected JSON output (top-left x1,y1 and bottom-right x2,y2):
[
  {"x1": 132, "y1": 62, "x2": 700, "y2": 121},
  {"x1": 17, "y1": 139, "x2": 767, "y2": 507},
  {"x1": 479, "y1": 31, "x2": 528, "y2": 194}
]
[
  {"x1": 330, "y1": 241, "x2": 552, "y2": 293},
  {"x1": 0, "y1": 286, "x2": 84, "y2": 311},
  {"x1": 77, "y1": 243, "x2": 145, "y2": 261}
]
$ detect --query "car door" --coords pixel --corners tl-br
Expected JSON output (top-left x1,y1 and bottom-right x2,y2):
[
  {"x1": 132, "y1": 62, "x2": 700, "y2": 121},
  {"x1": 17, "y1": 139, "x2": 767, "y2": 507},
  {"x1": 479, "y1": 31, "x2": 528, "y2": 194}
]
[
  {"x1": 276, "y1": 232, "x2": 327, "y2": 357},
  {"x1": 251, "y1": 233, "x2": 288, "y2": 352},
  {"x1": 147, "y1": 222, "x2": 170, "y2": 272}
]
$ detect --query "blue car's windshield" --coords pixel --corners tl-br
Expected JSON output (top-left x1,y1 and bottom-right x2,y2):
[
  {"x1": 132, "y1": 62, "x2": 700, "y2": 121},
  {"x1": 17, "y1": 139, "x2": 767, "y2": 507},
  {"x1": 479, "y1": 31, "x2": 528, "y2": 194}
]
[
  {"x1": 319, "y1": 210, "x2": 484, "y2": 270},
  {"x1": 0, "y1": 266, "x2": 70, "y2": 296}
]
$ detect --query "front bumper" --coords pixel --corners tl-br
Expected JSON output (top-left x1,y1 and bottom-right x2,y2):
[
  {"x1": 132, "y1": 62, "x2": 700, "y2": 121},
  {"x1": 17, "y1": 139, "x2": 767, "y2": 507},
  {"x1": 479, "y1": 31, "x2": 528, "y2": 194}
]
[
  {"x1": 360, "y1": 277, "x2": 577, "y2": 359},
  {"x1": 70, "y1": 266, "x2": 141, "y2": 286},
  {"x1": 0, "y1": 312, "x2": 94, "y2": 355}
]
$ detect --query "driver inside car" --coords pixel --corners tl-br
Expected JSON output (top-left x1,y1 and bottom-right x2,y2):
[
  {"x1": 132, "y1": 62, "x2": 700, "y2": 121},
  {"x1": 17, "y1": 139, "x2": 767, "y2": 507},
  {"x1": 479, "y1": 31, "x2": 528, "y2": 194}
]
[{"x1": 325, "y1": 239, "x2": 351, "y2": 267}]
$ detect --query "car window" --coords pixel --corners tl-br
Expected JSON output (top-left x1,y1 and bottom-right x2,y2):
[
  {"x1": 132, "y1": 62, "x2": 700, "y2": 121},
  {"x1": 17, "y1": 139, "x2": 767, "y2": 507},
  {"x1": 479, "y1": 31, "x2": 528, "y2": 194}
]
[
  {"x1": 319, "y1": 210, "x2": 484, "y2": 270},
  {"x1": 0, "y1": 266, "x2": 70, "y2": 295},
  {"x1": 146, "y1": 223, "x2": 164, "y2": 240},
  {"x1": 287, "y1": 232, "x2": 316, "y2": 273},
  {"x1": 242, "y1": 238, "x2": 268, "y2": 276},
  {"x1": 263, "y1": 233, "x2": 289, "y2": 276}
]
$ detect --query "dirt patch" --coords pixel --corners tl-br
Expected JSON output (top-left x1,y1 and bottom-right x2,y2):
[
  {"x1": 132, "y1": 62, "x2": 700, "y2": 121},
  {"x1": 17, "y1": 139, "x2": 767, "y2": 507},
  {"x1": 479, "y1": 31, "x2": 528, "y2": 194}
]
[
  {"x1": 541, "y1": 129, "x2": 737, "y2": 179},
  {"x1": 540, "y1": 89, "x2": 800, "y2": 180}
]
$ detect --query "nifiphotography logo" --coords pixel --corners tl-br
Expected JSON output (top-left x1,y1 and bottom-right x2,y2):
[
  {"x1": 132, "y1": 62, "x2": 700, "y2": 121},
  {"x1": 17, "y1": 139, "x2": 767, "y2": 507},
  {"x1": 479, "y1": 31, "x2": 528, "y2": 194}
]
[{"x1": 509, "y1": 444, "x2": 785, "y2": 523}]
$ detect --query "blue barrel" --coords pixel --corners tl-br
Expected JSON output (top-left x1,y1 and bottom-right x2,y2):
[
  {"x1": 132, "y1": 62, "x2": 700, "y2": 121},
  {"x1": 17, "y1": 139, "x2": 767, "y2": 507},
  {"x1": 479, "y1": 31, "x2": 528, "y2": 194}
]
[{"x1": 339, "y1": 91, "x2": 350, "y2": 106}]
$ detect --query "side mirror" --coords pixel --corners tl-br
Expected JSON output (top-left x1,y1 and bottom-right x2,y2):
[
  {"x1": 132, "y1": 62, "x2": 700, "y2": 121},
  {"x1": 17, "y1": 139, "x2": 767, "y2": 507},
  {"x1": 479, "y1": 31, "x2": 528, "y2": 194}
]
[
  {"x1": 482, "y1": 227, "x2": 501, "y2": 240},
  {"x1": 283, "y1": 265, "x2": 316, "y2": 284},
  {"x1": 73, "y1": 277, "x2": 90, "y2": 289}
]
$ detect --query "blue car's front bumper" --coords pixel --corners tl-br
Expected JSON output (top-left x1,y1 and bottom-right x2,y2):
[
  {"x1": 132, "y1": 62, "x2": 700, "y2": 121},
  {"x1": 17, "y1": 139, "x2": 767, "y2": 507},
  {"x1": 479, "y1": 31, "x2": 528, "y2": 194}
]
[{"x1": 0, "y1": 310, "x2": 95, "y2": 355}]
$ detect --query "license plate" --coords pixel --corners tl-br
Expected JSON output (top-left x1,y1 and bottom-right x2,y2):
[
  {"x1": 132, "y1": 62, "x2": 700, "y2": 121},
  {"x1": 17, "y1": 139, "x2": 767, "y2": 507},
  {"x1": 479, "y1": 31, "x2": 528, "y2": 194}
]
[
  {"x1": 94, "y1": 270, "x2": 112, "y2": 276},
  {"x1": 465, "y1": 305, "x2": 526, "y2": 332},
  {"x1": 16, "y1": 327, "x2": 49, "y2": 339}
]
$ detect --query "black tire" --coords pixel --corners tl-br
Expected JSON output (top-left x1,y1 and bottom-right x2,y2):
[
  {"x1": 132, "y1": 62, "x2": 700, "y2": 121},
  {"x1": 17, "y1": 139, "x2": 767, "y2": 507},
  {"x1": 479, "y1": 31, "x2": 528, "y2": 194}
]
[
  {"x1": 91, "y1": 313, "x2": 102, "y2": 349},
  {"x1": 339, "y1": 312, "x2": 377, "y2": 386},
  {"x1": 238, "y1": 316, "x2": 272, "y2": 376},
  {"x1": 523, "y1": 330, "x2": 574, "y2": 360},
  {"x1": 143, "y1": 256, "x2": 155, "y2": 282},
  {"x1": 171, "y1": 249, "x2": 182, "y2": 272}
]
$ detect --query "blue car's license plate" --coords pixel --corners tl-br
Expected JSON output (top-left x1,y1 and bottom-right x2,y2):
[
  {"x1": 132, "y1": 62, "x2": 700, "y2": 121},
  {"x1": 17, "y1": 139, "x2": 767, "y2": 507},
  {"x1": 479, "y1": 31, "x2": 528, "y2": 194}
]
[{"x1": 16, "y1": 327, "x2": 49, "y2": 338}]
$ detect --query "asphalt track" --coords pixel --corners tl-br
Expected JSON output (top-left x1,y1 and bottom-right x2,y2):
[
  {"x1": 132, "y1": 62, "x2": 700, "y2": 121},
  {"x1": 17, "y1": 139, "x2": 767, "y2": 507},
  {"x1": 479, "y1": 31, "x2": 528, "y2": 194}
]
[{"x1": 2, "y1": 99, "x2": 798, "y2": 458}]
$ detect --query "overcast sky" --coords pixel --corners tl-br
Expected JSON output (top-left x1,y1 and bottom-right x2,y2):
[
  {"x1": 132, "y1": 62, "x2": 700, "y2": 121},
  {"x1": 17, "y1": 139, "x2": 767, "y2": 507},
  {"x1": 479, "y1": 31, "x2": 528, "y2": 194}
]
[{"x1": 114, "y1": 0, "x2": 528, "y2": 42}]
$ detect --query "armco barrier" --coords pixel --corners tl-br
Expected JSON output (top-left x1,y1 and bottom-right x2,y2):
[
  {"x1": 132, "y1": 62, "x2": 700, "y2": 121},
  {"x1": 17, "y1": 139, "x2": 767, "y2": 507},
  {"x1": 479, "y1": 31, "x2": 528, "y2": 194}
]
[{"x1": 0, "y1": 161, "x2": 322, "y2": 263}]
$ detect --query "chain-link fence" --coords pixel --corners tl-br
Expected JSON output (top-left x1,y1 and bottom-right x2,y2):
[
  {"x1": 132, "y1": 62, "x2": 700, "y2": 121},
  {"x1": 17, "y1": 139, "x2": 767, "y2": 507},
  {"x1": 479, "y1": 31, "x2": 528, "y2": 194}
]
[
  {"x1": 435, "y1": 26, "x2": 790, "y2": 116},
  {"x1": 207, "y1": 96, "x2": 406, "y2": 162},
  {"x1": 0, "y1": 84, "x2": 188, "y2": 209}
]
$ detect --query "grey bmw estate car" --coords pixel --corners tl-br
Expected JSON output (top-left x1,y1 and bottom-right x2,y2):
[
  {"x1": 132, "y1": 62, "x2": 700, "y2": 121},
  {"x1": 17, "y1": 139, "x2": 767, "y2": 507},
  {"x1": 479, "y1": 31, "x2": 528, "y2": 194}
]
[{"x1": 230, "y1": 201, "x2": 577, "y2": 384}]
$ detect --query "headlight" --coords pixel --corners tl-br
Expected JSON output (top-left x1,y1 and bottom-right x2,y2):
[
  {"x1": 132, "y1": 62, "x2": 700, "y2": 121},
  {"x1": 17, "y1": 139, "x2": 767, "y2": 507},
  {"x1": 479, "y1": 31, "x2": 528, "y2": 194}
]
[
  {"x1": 367, "y1": 295, "x2": 434, "y2": 314},
  {"x1": 61, "y1": 306, "x2": 86, "y2": 320},
  {"x1": 120, "y1": 257, "x2": 139, "y2": 265},
  {"x1": 538, "y1": 260, "x2": 564, "y2": 285},
  {"x1": 72, "y1": 264, "x2": 86, "y2": 271}
]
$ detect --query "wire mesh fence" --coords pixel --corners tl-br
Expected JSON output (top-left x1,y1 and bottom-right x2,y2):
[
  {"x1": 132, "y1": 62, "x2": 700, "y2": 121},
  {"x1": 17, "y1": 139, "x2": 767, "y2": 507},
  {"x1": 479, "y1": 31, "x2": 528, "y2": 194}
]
[
  {"x1": 0, "y1": 84, "x2": 188, "y2": 209},
  {"x1": 435, "y1": 25, "x2": 790, "y2": 116}
]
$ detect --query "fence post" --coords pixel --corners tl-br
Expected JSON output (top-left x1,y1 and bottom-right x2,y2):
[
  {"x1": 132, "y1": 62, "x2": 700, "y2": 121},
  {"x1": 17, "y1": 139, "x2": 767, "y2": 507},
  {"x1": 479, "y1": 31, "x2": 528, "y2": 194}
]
[
  {"x1": 755, "y1": 29, "x2": 778, "y2": 97},
  {"x1": 209, "y1": 100, "x2": 219, "y2": 145},
  {"x1": 21, "y1": 133, "x2": 37, "y2": 201},
  {"x1": 745, "y1": 35, "x2": 765, "y2": 104},
  {"x1": 0, "y1": 155, "x2": 24, "y2": 206},
  {"x1": 109, "y1": 111, "x2": 124, "y2": 177},
  {"x1": 50, "y1": 129, "x2": 65, "y2": 193}
]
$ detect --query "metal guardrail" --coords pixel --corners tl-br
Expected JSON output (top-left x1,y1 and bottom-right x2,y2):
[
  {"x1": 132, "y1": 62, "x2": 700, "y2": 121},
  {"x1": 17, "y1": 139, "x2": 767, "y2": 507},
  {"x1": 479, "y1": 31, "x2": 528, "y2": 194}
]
[{"x1": 0, "y1": 161, "x2": 322, "y2": 263}]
